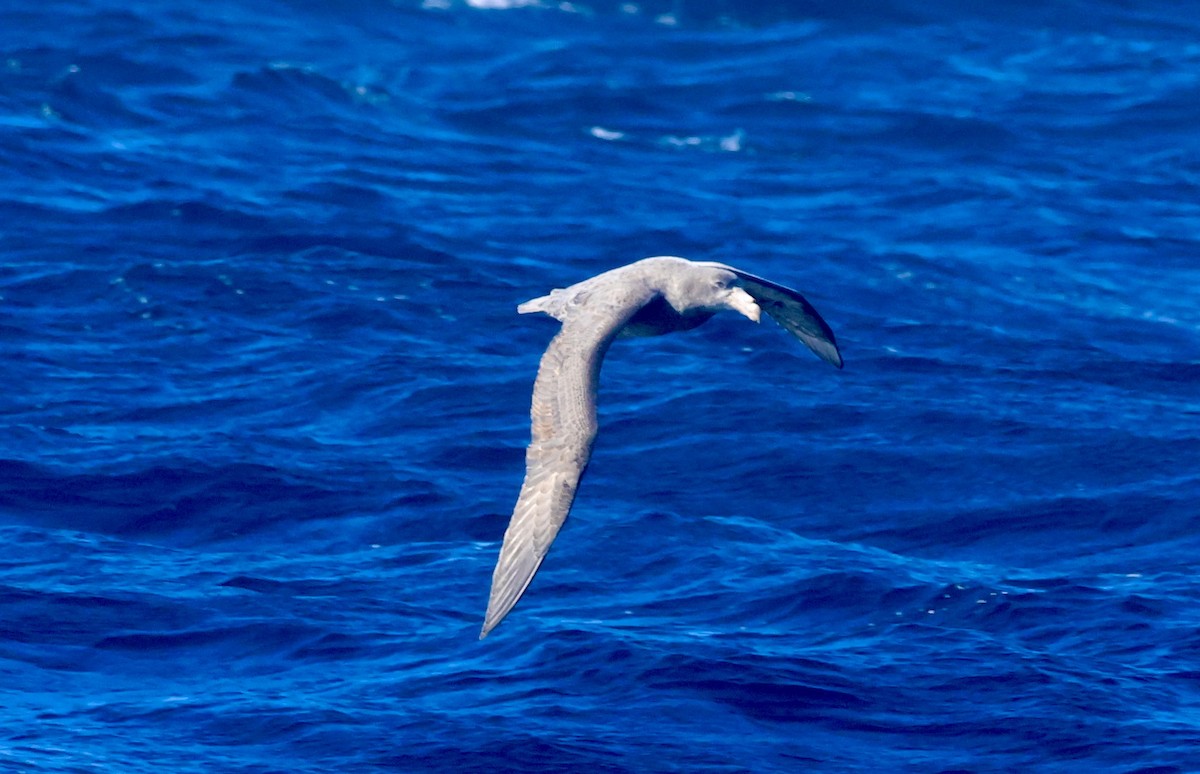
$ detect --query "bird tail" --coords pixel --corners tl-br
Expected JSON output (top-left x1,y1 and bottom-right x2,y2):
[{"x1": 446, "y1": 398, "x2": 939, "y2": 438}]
[{"x1": 517, "y1": 289, "x2": 568, "y2": 320}]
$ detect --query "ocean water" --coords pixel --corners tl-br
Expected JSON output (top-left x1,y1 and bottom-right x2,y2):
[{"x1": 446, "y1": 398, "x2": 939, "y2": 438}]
[{"x1": 3, "y1": 0, "x2": 1200, "y2": 771}]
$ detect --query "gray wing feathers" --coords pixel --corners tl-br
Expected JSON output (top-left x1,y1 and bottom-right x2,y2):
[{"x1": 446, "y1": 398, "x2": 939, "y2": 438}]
[
  {"x1": 481, "y1": 280, "x2": 656, "y2": 638},
  {"x1": 480, "y1": 332, "x2": 597, "y2": 638},
  {"x1": 729, "y1": 269, "x2": 843, "y2": 369}
]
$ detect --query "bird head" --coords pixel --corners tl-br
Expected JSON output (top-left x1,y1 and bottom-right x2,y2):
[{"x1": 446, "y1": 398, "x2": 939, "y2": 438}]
[{"x1": 664, "y1": 263, "x2": 761, "y2": 322}]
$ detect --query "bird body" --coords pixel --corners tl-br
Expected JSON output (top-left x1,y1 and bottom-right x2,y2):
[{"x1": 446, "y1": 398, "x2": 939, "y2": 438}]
[{"x1": 481, "y1": 256, "x2": 842, "y2": 638}]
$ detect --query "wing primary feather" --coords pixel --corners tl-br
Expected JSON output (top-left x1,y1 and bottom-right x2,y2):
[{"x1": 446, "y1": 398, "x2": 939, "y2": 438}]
[{"x1": 729, "y1": 269, "x2": 843, "y2": 368}]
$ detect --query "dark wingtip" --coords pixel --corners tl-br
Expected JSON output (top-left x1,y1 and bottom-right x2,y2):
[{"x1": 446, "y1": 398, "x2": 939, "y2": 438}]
[
  {"x1": 826, "y1": 337, "x2": 844, "y2": 369},
  {"x1": 804, "y1": 334, "x2": 843, "y2": 370},
  {"x1": 726, "y1": 266, "x2": 844, "y2": 371}
]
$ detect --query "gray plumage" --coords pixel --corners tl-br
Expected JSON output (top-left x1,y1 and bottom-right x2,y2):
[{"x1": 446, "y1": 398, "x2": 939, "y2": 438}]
[{"x1": 480, "y1": 256, "x2": 842, "y2": 638}]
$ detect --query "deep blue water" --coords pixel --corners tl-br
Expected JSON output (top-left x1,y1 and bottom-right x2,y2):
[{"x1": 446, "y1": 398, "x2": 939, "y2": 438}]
[{"x1": 3, "y1": 0, "x2": 1200, "y2": 771}]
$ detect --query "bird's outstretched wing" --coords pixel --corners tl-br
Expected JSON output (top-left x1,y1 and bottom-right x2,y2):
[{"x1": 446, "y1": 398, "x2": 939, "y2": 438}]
[
  {"x1": 481, "y1": 280, "x2": 657, "y2": 638},
  {"x1": 727, "y1": 268, "x2": 843, "y2": 369}
]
